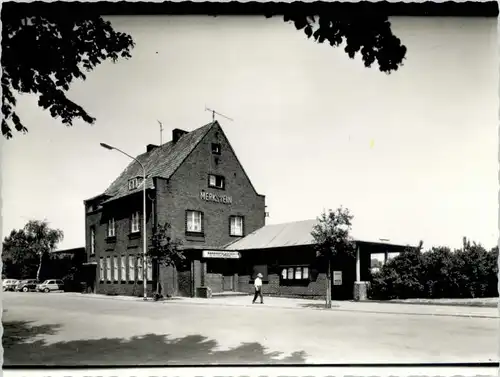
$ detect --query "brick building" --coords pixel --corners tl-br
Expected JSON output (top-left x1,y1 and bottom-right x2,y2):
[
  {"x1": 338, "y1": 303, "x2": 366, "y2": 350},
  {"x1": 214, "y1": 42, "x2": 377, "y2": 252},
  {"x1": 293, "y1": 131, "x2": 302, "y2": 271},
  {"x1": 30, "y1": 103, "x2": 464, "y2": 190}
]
[
  {"x1": 223, "y1": 220, "x2": 415, "y2": 300},
  {"x1": 83, "y1": 121, "x2": 266, "y2": 297}
]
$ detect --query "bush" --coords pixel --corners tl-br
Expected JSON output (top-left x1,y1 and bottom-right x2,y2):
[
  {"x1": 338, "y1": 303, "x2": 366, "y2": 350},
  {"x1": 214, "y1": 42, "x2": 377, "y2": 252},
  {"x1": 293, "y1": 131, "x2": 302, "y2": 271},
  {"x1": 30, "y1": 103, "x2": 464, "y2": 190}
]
[{"x1": 370, "y1": 242, "x2": 498, "y2": 300}]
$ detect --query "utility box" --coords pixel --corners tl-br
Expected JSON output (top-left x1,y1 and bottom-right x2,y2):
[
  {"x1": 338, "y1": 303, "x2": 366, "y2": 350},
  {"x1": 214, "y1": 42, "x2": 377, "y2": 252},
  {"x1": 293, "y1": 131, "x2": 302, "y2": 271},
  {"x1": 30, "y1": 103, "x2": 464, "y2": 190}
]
[{"x1": 196, "y1": 286, "x2": 213, "y2": 299}]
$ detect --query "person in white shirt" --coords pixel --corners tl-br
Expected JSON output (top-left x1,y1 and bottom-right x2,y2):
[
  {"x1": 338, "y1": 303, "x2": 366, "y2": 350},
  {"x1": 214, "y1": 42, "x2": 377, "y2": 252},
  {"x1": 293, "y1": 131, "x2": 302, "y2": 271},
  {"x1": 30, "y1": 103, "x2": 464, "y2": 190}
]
[{"x1": 252, "y1": 273, "x2": 264, "y2": 304}]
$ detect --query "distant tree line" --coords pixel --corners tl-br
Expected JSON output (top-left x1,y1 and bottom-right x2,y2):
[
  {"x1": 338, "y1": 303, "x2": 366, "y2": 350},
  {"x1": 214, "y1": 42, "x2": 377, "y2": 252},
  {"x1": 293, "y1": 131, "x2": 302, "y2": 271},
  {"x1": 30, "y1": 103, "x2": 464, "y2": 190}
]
[
  {"x1": 370, "y1": 237, "x2": 498, "y2": 300},
  {"x1": 2, "y1": 220, "x2": 85, "y2": 291}
]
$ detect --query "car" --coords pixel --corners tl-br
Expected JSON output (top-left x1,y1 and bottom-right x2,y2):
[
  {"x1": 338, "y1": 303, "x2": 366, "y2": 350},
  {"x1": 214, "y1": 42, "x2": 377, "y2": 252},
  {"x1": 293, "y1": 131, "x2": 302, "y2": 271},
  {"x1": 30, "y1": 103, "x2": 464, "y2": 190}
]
[
  {"x1": 36, "y1": 279, "x2": 65, "y2": 293},
  {"x1": 3, "y1": 279, "x2": 19, "y2": 292},
  {"x1": 15, "y1": 279, "x2": 38, "y2": 292}
]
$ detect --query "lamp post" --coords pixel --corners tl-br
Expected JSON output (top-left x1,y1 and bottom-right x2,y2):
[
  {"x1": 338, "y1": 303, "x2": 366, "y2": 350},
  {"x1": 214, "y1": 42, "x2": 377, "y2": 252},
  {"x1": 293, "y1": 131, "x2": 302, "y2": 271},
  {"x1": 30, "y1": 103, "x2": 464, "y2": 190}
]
[{"x1": 100, "y1": 143, "x2": 148, "y2": 301}]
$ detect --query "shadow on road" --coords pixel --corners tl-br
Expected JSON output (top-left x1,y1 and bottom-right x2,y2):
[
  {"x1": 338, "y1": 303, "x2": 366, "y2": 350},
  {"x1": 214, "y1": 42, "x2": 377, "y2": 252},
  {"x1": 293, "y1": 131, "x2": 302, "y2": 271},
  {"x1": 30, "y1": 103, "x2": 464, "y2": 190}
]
[{"x1": 3, "y1": 320, "x2": 308, "y2": 366}]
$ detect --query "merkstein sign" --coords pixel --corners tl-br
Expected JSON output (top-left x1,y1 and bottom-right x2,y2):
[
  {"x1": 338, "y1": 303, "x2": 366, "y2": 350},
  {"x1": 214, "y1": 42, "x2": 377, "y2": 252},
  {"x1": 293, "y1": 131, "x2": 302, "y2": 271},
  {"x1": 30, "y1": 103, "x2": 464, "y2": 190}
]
[{"x1": 200, "y1": 191, "x2": 233, "y2": 204}]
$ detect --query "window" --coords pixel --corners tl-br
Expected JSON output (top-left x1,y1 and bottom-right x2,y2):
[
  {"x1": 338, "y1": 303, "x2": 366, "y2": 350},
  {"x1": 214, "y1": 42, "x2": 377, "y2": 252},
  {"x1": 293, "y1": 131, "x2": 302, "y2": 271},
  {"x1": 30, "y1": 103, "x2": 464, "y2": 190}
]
[
  {"x1": 282, "y1": 266, "x2": 310, "y2": 281},
  {"x1": 121, "y1": 256, "x2": 126, "y2": 282},
  {"x1": 106, "y1": 257, "x2": 111, "y2": 282},
  {"x1": 131, "y1": 212, "x2": 140, "y2": 233},
  {"x1": 230, "y1": 216, "x2": 244, "y2": 237},
  {"x1": 147, "y1": 259, "x2": 153, "y2": 281},
  {"x1": 113, "y1": 256, "x2": 119, "y2": 282},
  {"x1": 208, "y1": 174, "x2": 225, "y2": 189},
  {"x1": 129, "y1": 255, "x2": 135, "y2": 281},
  {"x1": 137, "y1": 257, "x2": 143, "y2": 281},
  {"x1": 107, "y1": 218, "x2": 115, "y2": 238},
  {"x1": 90, "y1": 227, "x2": 96, "y2": 255},
  {"x1": 186, "y1": 211, "x2": 203, "y2": 233},
  {"x1": 211, "y1": 143, "x2": 221, "y2": 155},
  {"x1": 99, "y1": 258, "x2": 104, "y2": 281},
  {"x1": 128, "y1": 178, "x2": 137, "y2": 190}
]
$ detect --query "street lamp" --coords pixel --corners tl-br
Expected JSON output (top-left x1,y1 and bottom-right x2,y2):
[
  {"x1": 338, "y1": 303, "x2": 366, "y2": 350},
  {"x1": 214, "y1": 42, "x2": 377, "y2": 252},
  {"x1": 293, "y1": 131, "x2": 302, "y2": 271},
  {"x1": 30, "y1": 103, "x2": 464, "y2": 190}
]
[{"x1": 100, "y1": 143, "x2": 148, "y2": 301}]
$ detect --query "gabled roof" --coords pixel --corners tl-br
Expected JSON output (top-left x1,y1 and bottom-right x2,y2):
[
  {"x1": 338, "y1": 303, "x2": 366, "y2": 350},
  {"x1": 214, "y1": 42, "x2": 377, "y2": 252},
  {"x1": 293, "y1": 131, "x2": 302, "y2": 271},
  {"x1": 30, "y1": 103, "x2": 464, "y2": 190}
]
[
  {"x1": 101, "y1": 122, "x2": 216, "y2": 203},
  {"x1": 224, "y1": 219, "x2": 417, "y2": 251}
]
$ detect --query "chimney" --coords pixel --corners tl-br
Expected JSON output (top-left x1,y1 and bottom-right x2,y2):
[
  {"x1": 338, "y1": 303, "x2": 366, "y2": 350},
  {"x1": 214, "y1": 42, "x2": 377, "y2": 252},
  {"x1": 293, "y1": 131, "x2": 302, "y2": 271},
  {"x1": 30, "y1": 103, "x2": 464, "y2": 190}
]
[
  {"x1": 172, "y1": 128, "x2": 188, "y2": 143},
  {"x1": 146, "y1": 144, "x2": 159, "y2": 153}
]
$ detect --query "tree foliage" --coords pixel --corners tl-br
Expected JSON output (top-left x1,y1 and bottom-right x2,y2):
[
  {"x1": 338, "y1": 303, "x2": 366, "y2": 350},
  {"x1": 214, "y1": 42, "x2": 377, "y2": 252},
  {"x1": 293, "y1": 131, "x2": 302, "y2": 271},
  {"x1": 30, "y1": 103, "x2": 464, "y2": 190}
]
[
  {"x1": 2, "y1": 3, "x2": 407, "y2": 139},
  {"x1": 370, "y1": 237, "x2": 499, "y2": 300},
  {"x1": 311, "y1": 207, "x2": 356, "y2": 259},
  {"x1": 1, "y1": 4, "x2": 135, "y2": 139},
  {"x1": 276, "y1": 11, "x2": 407, "y2": 73},
  {"x1": 2, "y1": 220, "x2": 64, "y2": 281}
]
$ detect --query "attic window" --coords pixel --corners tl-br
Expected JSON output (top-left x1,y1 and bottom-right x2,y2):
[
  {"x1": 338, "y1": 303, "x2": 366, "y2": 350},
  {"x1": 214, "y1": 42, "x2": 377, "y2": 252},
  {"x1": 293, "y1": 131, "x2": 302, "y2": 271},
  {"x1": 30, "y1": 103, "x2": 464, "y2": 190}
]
[
  {"x1": 211, "y1": 143, "x2": 221, "y2": 155},
  {"x1": 208, "y1": 174, "x2": 225, "y2": 190},
  {"x1": 128, "y1": 177, "x2": 143, "y2": 191}
]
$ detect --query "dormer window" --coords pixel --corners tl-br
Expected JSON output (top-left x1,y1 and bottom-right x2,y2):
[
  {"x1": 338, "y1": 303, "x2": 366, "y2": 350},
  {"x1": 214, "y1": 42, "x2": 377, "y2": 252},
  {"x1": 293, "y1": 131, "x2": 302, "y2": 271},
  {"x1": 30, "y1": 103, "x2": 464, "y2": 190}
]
[
  {"x1": 211, "y1": 143, "x2": 221, "y2": 155},
  {"x1": 128, "y1": 177, "x2": 143, "y2": 191}
]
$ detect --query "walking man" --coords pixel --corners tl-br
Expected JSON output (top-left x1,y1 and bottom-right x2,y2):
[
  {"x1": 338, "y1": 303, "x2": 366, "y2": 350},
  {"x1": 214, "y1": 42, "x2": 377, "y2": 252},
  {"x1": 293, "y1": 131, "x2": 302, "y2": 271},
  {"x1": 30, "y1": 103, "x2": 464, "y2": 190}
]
[{"x1": 252, "y1": 272, "x2": 264, "y2": 304}]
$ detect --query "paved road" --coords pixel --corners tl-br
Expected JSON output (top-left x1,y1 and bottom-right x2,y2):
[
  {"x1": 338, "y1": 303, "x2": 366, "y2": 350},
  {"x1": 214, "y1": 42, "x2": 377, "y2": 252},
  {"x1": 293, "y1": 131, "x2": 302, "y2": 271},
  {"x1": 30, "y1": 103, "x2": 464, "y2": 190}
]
[{"x1": 3, "y1": 292, "x2": 498, "y2": 366}]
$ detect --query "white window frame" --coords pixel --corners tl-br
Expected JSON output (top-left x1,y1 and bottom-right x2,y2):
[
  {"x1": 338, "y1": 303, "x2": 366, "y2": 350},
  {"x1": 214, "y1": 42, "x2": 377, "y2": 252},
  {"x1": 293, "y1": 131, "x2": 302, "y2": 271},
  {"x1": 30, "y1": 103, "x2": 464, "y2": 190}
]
[
  {"x1": 106, "y1": 257, "x2": 111, "y2": 281},
  {"x1": 113, "y1": 256, "x2": 119, "y2": 281},
  {"x1": 147, "y1": 258, "x2": 153, "y2": 281},
  {"x1": 282, "y1": 266, "x2": 310, "y2": 281},
  {"x1": 121, "y1": 255, "x2": 127, "y2": 282},
  {"x1": 131, "y1": 212, "x2": 140, "y2": 233},
  {"x1": 208, "y1": 174, "x2": 225, "y2": 189},
  {"x1": 90, "y1": 227, "x2": 95, "y2": 255},
  {"x1": 186, "y1": 211, "x2": 202, "y2": 233},
  {"x1": 128, "y1": 178, "x2": 137, "y2": 190},
  {"x1": 230, "y1": 216, "x2": 244, "y2": 237},
  {"x1": 129, "y1": 255, "x2": 135, "y2": 281},
  {"x1": 137, "y1": 257, "x2": 144, "y2": 281},
  {"x1": 99, "y1": 258, "x2": 104, "y2": 281},
  {"x1": 107, "y1": 218, "x2": 115, "y2": 238}
]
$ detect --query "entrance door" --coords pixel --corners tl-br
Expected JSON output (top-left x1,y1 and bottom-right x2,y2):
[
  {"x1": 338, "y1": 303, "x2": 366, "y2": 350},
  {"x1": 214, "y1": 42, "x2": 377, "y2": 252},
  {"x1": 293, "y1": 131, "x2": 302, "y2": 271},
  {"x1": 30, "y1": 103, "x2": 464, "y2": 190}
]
[{"x1": 221, "y1": 260, "x2": 234, "y2": 291}]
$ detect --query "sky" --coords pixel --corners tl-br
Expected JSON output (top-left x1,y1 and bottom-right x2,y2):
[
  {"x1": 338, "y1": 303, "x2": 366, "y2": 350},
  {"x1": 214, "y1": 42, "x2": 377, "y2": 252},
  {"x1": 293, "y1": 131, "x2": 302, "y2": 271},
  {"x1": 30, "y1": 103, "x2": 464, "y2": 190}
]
[{"x1": 1, "y1": 16, "x2": 497, "y2": 251}]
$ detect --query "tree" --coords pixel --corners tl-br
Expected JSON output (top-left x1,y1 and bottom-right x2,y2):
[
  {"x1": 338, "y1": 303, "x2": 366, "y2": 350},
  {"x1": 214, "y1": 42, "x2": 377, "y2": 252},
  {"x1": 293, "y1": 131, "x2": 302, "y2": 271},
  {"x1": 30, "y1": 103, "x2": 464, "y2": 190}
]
[
  {"x1": 311, "y1": 207, "x2": 355, "y2": 308},
  {"x1": 147, "y1": 222, "x2": 184, "y2": 298},
  {"x1": 1, "y1": 4, "x2": 135, "y2": 139},
  {"x1": 276, "y1": 12, "x2": 407, "y2": 74},
  {"x1": 2, "y1": 3, "x2": 407, "y2": 140},
  {"x1": 2, "y1": 229, "x2": 38, "y2": 279},
  {"x1": 22, "y1": 220, "x2": 64, "y2": 282}
]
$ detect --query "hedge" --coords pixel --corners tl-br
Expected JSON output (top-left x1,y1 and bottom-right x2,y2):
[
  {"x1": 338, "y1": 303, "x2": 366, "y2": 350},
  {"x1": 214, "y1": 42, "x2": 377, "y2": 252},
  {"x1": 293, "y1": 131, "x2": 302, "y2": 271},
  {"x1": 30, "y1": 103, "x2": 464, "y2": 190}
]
[{"x1": 369, "y1": 244, "x2": 498, "y2": 300}]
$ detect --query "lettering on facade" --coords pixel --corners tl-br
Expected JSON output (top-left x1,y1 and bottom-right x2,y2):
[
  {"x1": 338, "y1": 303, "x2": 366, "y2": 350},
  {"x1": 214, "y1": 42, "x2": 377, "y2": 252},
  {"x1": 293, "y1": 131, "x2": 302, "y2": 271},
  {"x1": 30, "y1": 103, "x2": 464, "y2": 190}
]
[
  {"x1": 202, "y1": 250, "x2": 241, "y2": 259},
  {"x1": 200, "y1": 191, "x2": 233, "y2": 204}
]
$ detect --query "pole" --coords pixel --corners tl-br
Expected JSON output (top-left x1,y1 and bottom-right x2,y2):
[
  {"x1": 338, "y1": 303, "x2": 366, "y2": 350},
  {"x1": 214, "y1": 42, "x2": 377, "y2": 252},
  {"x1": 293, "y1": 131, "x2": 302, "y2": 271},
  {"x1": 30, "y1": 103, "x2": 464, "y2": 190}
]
[
  {"x1": 356, "y1": 246, "x2": 361, "y2": 283},
  {"x1": 99, "y1": 143, "x2": 148, "y2": 300},
  {"x1": 142, "y1": 167, "x2": 147, "y2": 300}
]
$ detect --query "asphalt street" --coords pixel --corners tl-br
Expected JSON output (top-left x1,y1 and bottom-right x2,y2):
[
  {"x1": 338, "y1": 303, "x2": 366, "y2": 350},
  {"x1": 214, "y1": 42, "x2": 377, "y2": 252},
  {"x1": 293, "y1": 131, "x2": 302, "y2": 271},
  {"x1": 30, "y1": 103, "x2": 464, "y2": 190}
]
[{"x1": 3, "y1": 292, "x2": 498, "y2": 366}]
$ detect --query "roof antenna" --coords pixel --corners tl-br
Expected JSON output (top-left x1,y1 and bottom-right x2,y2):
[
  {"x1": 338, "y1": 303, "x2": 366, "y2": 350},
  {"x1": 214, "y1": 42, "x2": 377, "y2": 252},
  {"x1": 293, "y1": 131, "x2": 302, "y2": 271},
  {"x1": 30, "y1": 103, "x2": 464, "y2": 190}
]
[
  {"x1": 157, "y1": 120, "x2": 163, "y2": 146},
  {"x1": 205, "y1": 106, "x2": 234, "y2": 123}
]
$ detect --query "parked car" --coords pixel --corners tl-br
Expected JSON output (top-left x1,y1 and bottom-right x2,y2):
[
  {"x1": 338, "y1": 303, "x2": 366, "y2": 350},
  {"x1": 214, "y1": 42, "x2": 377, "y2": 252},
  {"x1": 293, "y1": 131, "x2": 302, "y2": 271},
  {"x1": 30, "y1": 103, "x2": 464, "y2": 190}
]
[
  {"x1": 36, "y1": 279, "x2": 65, "y2": 293},
  {"x1": 3, "y1": 279, "x2": 19, "y2": 292},
  {"x1": 15, "y1": 279, "x2": 38, "y2": 292}
]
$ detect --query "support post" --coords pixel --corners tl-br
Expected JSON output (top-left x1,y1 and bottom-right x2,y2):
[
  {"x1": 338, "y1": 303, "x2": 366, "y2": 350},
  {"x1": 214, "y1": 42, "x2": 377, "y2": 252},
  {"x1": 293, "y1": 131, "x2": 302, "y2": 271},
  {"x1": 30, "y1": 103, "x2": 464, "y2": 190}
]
[{"x1": 355, "y1": 246, "x2": 361, "y2": 283}]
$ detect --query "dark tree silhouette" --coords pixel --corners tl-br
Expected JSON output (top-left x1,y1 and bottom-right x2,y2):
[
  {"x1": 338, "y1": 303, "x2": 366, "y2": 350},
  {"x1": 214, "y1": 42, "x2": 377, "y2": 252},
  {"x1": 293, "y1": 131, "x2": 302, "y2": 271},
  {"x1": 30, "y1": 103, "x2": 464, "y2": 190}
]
[
  {"x1": 276, "y1": 13, "x2": 407, "y2": 74},
  {"x1": 1, "y1": 5, "x2": 135, "y2": 139},
  {"x1": 2, "y1": 3, "x2": 406, "y2": 139}
]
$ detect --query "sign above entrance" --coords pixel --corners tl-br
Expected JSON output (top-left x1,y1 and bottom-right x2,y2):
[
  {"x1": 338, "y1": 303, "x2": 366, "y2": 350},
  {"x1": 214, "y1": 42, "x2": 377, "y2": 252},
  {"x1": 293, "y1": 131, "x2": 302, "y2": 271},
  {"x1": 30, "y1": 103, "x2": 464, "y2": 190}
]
[
  {"x1": 200, "y1": 191, "x2": 233, "y2": 205},
  {"x1": 203, "y1": 250, "x2": 241, "y2": 259}
]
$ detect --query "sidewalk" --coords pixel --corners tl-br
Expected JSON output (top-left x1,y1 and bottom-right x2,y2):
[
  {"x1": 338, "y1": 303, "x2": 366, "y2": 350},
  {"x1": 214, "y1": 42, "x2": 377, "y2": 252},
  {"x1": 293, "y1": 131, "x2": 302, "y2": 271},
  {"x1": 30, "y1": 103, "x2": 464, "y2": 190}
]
[{"x1": 63, "y1": 292, "x2": 498, "y2": 318}]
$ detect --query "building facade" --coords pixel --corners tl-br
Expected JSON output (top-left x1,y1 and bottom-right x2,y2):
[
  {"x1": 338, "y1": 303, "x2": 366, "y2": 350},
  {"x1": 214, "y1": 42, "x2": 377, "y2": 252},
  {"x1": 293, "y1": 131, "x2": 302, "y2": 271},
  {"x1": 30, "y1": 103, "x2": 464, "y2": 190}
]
[{"x1": 84, "y1": 121, "x2": 266, "y2": 297}]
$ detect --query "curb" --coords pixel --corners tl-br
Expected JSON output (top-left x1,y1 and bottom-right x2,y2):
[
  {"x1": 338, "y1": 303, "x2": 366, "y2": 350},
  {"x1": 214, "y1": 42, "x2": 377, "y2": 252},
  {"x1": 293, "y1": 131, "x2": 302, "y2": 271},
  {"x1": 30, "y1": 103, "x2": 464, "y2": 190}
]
[
  {"x1": 367, "y1": 299, "x2": 498, "y2": 309},
  {"x1": 61, "y1": 293, "x2": 498, "y2": 319}
]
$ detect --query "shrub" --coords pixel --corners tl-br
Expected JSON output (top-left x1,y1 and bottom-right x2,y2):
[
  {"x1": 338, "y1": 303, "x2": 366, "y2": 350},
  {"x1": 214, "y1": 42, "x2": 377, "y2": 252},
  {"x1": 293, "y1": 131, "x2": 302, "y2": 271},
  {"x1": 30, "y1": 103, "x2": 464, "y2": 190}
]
[{"x1": 369, "y1": 241, "x2": 498, "y2": 300}]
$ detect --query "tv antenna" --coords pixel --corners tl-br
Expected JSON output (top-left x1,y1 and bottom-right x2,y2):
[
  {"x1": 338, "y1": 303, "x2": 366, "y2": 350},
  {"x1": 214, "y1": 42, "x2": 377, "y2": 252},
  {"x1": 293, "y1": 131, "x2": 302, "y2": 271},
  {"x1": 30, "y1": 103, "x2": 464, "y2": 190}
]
[
  {"x1": 157, "y1": 120, "x2": 164, "y2": 145},
  {"x1": 205, "y1": 106, "x2": 234, "y2": 122}
]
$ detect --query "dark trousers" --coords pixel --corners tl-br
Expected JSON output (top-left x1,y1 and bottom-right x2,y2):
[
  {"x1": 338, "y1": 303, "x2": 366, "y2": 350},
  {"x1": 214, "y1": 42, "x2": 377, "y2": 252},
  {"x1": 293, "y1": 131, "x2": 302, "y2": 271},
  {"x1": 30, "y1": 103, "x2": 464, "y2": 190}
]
[{"x1": 252, "y1": 288, "x2": 263, "y2": 303}]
